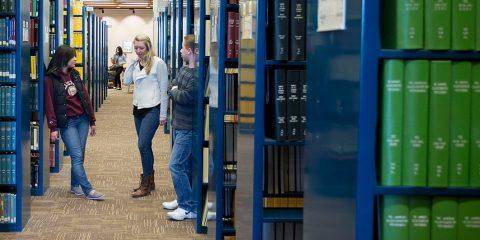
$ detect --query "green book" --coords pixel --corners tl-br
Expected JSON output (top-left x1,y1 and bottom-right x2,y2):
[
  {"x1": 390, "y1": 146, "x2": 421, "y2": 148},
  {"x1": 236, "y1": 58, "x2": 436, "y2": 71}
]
[
  {"x1": 431, "y1": 197, "x2": 458, "y2": 240},
  {"x1": 477, "y1": 0, "x2": 480, "y2": 50},
  {"x1": 381, "y1": 60, "x2": 405, "y2": 186},
  {"x1": 425, "y1": 0, "x2": 452, "y2": 50},
  {"x1": 458, "y1": 198, "x2": 480, "y2": 240},
  {"x1": 382, "y1": 0, "x2": 424, "y2": 49},
  {"x1": 450, "y1": 62, "x2": 472, "y2": 187},
  {"x1": 452, "y1": 0, "x2": 476, "y2": 50},
  {"x1": 402, "y1": 60, "x2": 429, "y2": 186},
  {"x1": 428, "y1": 61, "x2": 451, "y2": 187},
  {"x1": 409, "y1": 196, "x2": 431, "y2": 240},
  {"x1": 382, "y1": 195, "x2": 409, "y2": 240},
  {"x1": 470, "y1": 63, "x2": 480, "y2": 186}
]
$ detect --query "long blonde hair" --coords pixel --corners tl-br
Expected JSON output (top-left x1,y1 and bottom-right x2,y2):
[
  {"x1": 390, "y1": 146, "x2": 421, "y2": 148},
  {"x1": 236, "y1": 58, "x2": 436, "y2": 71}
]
[{"x1": 134, "y1": 34, "x2": 155, "y2": 75}]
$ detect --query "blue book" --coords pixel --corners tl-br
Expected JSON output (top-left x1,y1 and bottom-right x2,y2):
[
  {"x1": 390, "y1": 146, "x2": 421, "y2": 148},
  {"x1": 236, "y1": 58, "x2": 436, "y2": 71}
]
[
  {"x1": 0, "y1": 155, "x2": 4, "y2": 184},
  {"x1": 6, "y1": 154, "x2": 10, "y2": 185},
  {"x1": 12, "y1": 194, "x2": 16, "y2": 223},
  {"x1": 0, "y1": 122, "x2": 5, "y2": 151},
  {"x1": 11, "y1": 87, "x2": 15, "y2": 117},
  {"x1": 11, "y1": 121, "x2": 15, "y2": 151},
  {"x1": 5, "y1": 121, "x2": 11, "y2": 151},
  {"x1": 10, "y1": 53, "x2": 15, "y2": 83},
  {"x1": 5, "y1": 87, "x2": 11, "y2": 117},
  {"x1": 0, "y1": 87, "x2": 3, "y2": 116},
  {"x1": 10, "y1": 154, "x2": 14, "y2": 184}
]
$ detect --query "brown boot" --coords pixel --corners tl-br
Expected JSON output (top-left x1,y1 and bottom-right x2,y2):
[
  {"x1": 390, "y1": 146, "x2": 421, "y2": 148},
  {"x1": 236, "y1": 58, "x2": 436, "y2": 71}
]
[
  {"x1": 150, "y1": 171, "x2": 155, "y2": 191},
  {"x1": 132, "y1": 174, "x2": 144, "y2": 192},
  {"x1": 131, "y1": 175, "x2": 151, "y2": 198}
]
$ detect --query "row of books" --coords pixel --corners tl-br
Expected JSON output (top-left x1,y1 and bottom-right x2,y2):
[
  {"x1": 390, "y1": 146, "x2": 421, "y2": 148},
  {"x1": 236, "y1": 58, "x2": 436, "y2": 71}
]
[
  {"x1": 30, "y1": 83, "x2": 38, "y2": 112},
  {"x1": 29, "y1": 18, "x2": 38, "y2": 48},
  {"x1": 30, "y1": 156, "x2": 38, "y2": 188},
  {"x1": 0, "y1": 121, "x2": 16, "y2": 151},
  {"x1": 30, "y1": 54, "x2": 38, "y2": 80},
  {"x1": 380, "y1": 60, "x2": 480, "y2": 187},
  {"x1": 72, "y1": 32, "x2": 82, "y2": 48},
  {"x1": 0, "y1": 53, "x2": 15, "y2": 83},
  {"x1": 30, "y1": 122, "x2": 38, "y2": 151},
  {"x1": 0, "y1": 18, "x2": 15, "y2": 47},
  {"x1": 267, "y1": 0, "x2": 306, "y2": 61},
  {"x1": 0, "y1": 154, "x2": 15, "y2": 184},
  {"x1": 263, "y1": 222, "x2": 303, "y2": 240},
  {"x1": 225, "y1": 169, "x2": 236, "y2": 185},
  {"x1": 48, "y1": 3, "x2": 54, "y2": 25},
  {"x1": 0, "y1": 86, "x2": 15, "y2": 117},
  {"x1": 383, "y1": 0, "x2": 480, "y2": 50},
  {"x1": 226, "y1": 12, "x2": 239, "y2": 59},
  {"x1": 223, "y1": 187, "x2": 235, "y2": 219},
  {"x1": 73, "y1": 16, "x2": 82, "y2": 31},
  {"x1": 263, "y1": 145, "x2": 304, "y2": 208},
  {"x1": 0, "y1": 193, "x2": 16, "y2": 223},
  {"x1": 0, "y1": 0, "x2": 15, "y2": 15},
  {"x1": 29, "y1": 0, "x2": 38, "y2": 17},
  {"x1": 382, "y1": 195, "x2": 480, "y2": 240},
  {"x1": 266, "y1": 69, "x2": 306, "y2": 141},
  {"x1": 224, "y1": 123, "x2": 237, "y2": 164},
  {"x1": 225, "y1": 70, "x2": 238, "y2": 112}
]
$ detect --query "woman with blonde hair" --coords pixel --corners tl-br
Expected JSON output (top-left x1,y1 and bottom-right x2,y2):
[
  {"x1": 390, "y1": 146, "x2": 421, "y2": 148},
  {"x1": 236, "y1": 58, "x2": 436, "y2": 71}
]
[{"x1": 124, "y1": 34, "x2": 168, "y2": 198}]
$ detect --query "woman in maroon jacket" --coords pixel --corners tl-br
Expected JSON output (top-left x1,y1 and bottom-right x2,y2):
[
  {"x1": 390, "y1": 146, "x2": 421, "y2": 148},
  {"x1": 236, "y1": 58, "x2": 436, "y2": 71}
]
[{"x1": 44, "y1": 45, "x2": 104, "y2": 200}]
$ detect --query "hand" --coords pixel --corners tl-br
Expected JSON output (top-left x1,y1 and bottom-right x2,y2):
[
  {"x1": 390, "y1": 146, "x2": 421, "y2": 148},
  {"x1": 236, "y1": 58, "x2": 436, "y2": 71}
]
[
  {"x1": 90, "y1": 126, "x2": 96, "y2": 137},
  {"x1": 50, "y1": 131, "x2": 59, "y2": 142},
  {"x1": 160, "y1": 117, "x2": 167, "y2": 126},
  {"x1": 171, "y1": 86, "x2": 178, "y2": 91}
]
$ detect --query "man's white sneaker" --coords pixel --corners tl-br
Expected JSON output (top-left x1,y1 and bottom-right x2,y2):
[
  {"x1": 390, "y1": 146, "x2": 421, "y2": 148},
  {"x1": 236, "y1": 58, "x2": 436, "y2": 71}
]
[
  {"x1": 162, "y1": 199, "x2": 178, "y2": 210},
  {"x1": 167, "y1": 207, "x2": 197, "y2": 221}
]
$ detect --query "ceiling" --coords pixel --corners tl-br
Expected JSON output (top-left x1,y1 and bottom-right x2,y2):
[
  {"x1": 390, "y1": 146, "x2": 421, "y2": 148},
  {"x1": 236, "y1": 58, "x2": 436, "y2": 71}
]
[{"x1": 83, "y1": 0, "x2": 154, "y2": 9}]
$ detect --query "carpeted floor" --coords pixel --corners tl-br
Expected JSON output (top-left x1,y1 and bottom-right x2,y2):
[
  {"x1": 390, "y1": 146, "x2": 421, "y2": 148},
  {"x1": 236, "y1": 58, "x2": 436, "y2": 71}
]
[{"x1": 0, "y1": 89, "x2": 206, "y2": 240}]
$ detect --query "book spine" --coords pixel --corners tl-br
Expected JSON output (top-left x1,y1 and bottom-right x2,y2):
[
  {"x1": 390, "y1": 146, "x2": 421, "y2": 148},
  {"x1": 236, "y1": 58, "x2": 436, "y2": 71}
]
[
  {"x1": 428, "y1": 61, "x2": 451, "y2": 187},
  {"x1": 381, "y1": 60, "x2": 404, "y2": 186},
  {"x1": 470, "y1": 63, "x2": 480, "y2": 186},
  {"x1": 275, "y1": 69, "x2": 287, "y2": 140},
  {"x1": 449, "y1": 61, "x2": 472, "y2": 187},
  {"x1": 458, "y1": 198, "x2": 480, "y2": 240},
  {"x1": 234, "y1": 12, "x2": 239, "y2": 58},
  {"x1": 273, "y1": 0, "x2": 289, "y2": 60},
  {"x1": 477, "y1": 1, "x2": 480, "y2": 50},
  {"x1": 425, "y1": 0, "x2": 451, "y2": 50},
  {"x1": 299, "y1": 70, "x2": 306, "y2": 139},
  {"x1": 452, "y1": 0, "x2": 476, "y2": 50},
  {"x1": 290, "y1": 0, "x2": 305, "y2": 60},
  {"x1": 432, "y1": 197, "x2": 458, "y2": 240},
  {"x1": 402, "y1": 60, "x2": 429, "y2": 186},
  {"x1": 396, "y1": 0, "x2": 424, "y2": 49},
  {"x1": 409, "y1": 196, "x2": 431, "y2": 240},
  {"x1": 381, "y1": 195, "x2": 409, "y2": 240},
  {"x1": 286, "y1": 70, "x2": 300, "y2": 140},
  {"x1": 226, "y1": 12, "x2": 235, "y2": 59}
]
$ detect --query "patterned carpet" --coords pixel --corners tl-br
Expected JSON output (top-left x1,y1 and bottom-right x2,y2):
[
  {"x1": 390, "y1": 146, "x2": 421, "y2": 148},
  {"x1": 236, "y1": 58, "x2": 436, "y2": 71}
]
[{"x1": 0, "y1": 89, "x2": 206, "y2": 240}]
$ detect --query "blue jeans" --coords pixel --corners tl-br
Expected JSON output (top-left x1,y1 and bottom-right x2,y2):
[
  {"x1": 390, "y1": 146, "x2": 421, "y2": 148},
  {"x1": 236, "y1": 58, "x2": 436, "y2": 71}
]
[
  {"x1": 59, "y1": 114, "x2": 93, "y2": 194},
  {"x1": 170, "y1": 129, "x2": 196, "y2": 213},
  {"x1": 134, "y1": 105, "x2": 160, "y2": 176}
]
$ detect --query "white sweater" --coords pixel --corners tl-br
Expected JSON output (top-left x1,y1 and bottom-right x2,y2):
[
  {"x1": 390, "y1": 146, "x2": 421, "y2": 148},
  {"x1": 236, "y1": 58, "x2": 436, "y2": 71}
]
[{"x1": 124, "y1": 56, "x2": 169, "y2": 118}]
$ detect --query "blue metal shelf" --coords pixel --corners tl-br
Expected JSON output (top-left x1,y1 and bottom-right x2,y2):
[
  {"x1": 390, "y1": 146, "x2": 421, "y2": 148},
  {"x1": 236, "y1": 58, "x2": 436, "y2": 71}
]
[
  {"x1": 265, "y1": 60, "x2": 307, "y2": 68},
  {"x1": 379, "y1": 49, "x2": 480, "y2": 60},
  {"x1": 0, "y1": 47, "x2": 16, "y2": 52},
  {"x1": 0, "y1": 82, "x2": 17, "y2": 87},
  {"x1": 264, "y1": 138, "x2": 304, "y2": 146},
  {"x1": 0, "y1": 13, "x2": 16, "y2": 17},
  {"x1": 0, "y1": 223, "x2": 19, "y2": 232},
  {"x1": 376, "y1": 186, "x2": 480, "y2": 196},
  {"x1": 263, "y1": 208, "x2": 303, "y2": 223}
]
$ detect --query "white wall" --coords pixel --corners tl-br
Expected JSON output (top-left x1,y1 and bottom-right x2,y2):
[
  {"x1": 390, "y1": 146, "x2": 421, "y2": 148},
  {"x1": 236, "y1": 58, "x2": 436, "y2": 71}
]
[{"x1": 94, "y1": 9, "x2": 155, "y2": 66}]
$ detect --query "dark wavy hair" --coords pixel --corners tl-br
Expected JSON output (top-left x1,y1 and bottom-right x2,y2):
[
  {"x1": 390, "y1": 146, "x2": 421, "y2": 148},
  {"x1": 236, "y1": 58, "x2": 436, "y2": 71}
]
[
  {"x1": 116, "y1": 46, "x2": 123, "y2": 55},
  {"x1": 46, "y1": 45, "x2": 76, "y2": 76}
]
